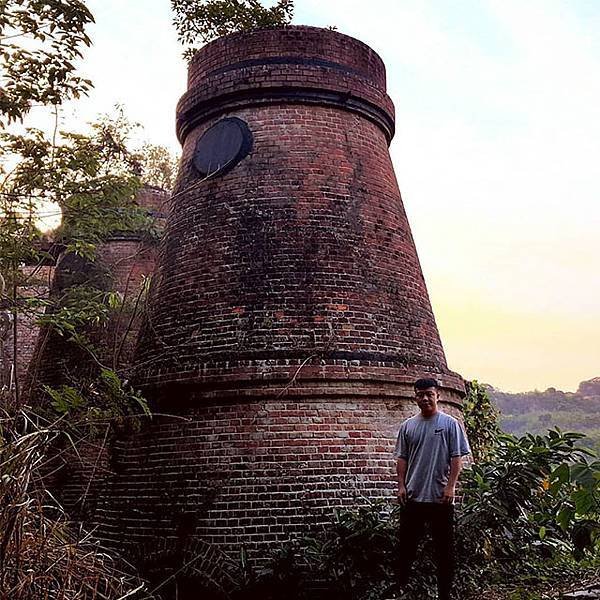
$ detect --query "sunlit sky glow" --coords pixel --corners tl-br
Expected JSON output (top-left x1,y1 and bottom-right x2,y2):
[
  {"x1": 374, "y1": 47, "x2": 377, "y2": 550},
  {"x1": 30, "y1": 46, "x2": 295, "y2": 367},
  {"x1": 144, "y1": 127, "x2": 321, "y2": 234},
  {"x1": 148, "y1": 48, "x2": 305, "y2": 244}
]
[{"x1": 29, "y1": 0, "x2": 600, "y2": 392}]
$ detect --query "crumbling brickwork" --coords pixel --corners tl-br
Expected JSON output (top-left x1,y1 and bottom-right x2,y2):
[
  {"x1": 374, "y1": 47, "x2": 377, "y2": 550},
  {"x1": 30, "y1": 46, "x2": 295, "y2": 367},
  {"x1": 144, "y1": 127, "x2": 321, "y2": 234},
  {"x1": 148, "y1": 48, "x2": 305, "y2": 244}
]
[{"x1": 23, "y1": 185, "x2": 169, "y2": 398}]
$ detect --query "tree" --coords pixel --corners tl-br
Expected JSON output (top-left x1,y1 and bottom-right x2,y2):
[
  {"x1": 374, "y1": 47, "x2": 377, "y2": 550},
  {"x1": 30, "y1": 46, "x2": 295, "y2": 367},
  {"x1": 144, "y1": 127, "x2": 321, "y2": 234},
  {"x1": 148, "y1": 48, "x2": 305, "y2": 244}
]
[
  {"x1": 171, "y1": 0, "x2": 294, "y2": 58},
  {"x1": 139, "y1": 143, "x2": 179, "y2": 192},
  {"x1": 0, "y1": 0, "x2": 94, "y2": 125},
  {"x1": 1, "y1": 0, "x2": 96, "y2": 401},
  {"x1": 0, "y1": 112, "x2": 154, "y2": 403},
  {"x1": 462, "y1": 380, "x2": 501, "y2": 462}
]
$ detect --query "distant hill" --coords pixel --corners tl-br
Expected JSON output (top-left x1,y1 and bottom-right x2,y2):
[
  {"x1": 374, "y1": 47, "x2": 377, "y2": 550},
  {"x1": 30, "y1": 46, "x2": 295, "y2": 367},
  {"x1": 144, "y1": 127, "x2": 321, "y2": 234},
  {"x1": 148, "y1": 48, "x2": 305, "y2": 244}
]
[{"x1": 486, "y1": 377, "x2": 600, "y2": 455}]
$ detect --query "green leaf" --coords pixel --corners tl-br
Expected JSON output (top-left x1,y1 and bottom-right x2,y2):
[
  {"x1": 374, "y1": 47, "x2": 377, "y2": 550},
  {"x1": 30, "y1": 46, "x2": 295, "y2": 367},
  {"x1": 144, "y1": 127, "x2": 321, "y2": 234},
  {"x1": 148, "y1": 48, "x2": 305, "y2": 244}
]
[
  {"x1": 43, "y1": 384, "x2": 85, "y2": 414},
  {"x1": 556, "y1": 507, "x2": 574, "y2": 531},
  {"x1": 571, "y1": 463, "x2": 597, "y2": 489},
  {"x1": 571, "y1": 488, "x2": 596, "y2": 515},
  {"x1": 550, "y1": 463, "x2": 570, "y2": 484}
]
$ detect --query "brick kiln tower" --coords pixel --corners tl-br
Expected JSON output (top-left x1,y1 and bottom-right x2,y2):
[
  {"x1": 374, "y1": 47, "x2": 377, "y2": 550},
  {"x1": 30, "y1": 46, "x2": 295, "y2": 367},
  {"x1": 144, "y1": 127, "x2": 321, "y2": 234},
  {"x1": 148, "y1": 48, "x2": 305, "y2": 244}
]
[
  {"x1": 97, "y1": 26, "x2": 464, "y2": 582},
  {"x1": 20, "y1": 186, "x2": 169, "y2": 520},
  {"x1": 24, "y1": 186, "x2": 169, "y2": 398}
]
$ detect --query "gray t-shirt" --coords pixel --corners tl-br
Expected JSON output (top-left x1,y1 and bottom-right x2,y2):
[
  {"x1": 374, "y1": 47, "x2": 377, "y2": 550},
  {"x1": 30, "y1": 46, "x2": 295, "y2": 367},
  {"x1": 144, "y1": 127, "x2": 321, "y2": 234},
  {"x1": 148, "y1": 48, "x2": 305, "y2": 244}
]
[{"x1": 393, "y1": 411, "x2": 471, "y2": 503}]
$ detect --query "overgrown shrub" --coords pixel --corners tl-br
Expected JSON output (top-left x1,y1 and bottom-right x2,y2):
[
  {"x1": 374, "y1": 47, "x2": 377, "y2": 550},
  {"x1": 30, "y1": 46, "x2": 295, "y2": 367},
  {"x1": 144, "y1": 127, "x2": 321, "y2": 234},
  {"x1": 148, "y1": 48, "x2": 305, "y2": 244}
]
[
  {"x1": 0, "y1": 404, "x2": 154, "y2": 599},
  {"x1": 456, "y1": 429, "x2": 600, "y2": 594},
  {"x1": 463, "y1": 380, "x2": 502, "y2": 462}
]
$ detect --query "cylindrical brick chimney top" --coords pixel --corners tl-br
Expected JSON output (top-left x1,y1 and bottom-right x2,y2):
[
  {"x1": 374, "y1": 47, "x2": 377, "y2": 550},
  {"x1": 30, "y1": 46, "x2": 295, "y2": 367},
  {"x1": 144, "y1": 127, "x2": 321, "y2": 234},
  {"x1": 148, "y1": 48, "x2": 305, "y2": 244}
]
[{"x1": 176, "y1": 26, "x2": 395, "y2": 145}]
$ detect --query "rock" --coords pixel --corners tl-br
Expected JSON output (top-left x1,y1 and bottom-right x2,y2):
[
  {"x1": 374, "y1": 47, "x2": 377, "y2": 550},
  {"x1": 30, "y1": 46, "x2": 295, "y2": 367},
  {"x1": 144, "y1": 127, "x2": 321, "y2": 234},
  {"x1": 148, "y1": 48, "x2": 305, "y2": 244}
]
[{"x1": 562, "y1": 587, "x2": 600, "y2": 599}]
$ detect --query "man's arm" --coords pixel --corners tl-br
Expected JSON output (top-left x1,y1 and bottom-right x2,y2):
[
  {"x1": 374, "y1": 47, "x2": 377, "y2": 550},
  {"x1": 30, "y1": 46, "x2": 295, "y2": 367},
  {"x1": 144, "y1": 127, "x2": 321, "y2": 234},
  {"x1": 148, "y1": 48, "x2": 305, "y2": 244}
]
[
  {"x1": 442, "y1": 456, "x2": 463, "y2": 503},
  {"x1": 397, "y1": 458, "x2": 408, "y2": 504}
]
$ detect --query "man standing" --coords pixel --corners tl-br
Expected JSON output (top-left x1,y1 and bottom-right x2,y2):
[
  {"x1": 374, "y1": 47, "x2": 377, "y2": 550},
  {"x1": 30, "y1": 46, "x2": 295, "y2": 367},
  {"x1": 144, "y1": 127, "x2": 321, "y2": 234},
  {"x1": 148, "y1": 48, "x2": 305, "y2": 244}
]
[{"x1": 394, "y1": 377, "x2": 471, "y2": 600}]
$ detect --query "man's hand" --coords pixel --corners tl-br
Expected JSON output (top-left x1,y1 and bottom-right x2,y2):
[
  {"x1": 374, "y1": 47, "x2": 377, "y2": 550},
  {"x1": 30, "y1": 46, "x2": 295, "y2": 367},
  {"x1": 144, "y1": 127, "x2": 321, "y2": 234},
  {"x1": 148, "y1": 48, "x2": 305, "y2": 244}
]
[
  {"x1": 441, "y1": 484, "x2": 455, "y2": 504},
  {"x1": 397, "y1": 483, "x2": 408, "y2": 505},
  {"x1": 442, "y1": 456, "x2": 463, "y2": 504},
  {"x1": 396, "y1": 458, "x2": 408, "y2": 505}
]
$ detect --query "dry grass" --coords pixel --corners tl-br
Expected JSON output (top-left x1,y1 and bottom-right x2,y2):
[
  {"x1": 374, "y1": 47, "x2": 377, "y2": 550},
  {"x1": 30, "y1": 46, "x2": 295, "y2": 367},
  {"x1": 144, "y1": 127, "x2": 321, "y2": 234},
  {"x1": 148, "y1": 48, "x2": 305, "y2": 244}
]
[{"x1": 0, "y1": 406, "x2": 154, "y2": 600}]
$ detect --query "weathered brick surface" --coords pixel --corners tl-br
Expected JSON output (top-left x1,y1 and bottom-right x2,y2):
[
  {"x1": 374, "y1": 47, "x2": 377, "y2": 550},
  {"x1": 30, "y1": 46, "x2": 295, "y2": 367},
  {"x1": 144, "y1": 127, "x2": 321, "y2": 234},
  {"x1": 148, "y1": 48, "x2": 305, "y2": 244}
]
[
  {"x1": 1, "y1": 266, "x2": 54, "y2": 389},
  {"x1": 135, "y1": 185, "x2": 171, "y2": 222},
  {"x1": 96, "y1": 395, "x2": 463, "y2": 559},
  {"x1": 187, "y1": 26, "x2": 387, "y2": 90},
  {"x1": 24, "y1": 186, "x2": 168, "y2": 398},
  {"x1": 19, "y1": 187, "x2": 168, "y2": 521},
  {"x1": 136, "y1": 26, "x2": 462, "y2": 395}
]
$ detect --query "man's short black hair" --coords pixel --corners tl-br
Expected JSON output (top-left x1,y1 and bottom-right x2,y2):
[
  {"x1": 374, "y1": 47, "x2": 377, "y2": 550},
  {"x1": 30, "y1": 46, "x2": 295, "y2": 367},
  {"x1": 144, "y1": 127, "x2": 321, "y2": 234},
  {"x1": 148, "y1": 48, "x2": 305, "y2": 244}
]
[{"x1": 414, "y1": 377, "x2": 440, "y2": 390}]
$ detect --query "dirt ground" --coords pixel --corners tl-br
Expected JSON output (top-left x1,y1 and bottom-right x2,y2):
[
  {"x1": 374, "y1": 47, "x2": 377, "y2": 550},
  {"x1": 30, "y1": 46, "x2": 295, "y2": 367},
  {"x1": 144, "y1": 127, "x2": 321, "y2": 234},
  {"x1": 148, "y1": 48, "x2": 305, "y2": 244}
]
[{"x1": 477, "y1": 573, "x2": 600, "y2": 599}]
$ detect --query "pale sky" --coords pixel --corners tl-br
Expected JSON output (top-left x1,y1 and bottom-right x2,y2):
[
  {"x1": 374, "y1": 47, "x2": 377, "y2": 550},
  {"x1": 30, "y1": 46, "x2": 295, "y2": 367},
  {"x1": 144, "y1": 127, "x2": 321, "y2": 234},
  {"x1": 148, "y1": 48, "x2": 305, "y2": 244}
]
[{"x1": 31, "y1": 0, "x2": 600, "y2": 392}]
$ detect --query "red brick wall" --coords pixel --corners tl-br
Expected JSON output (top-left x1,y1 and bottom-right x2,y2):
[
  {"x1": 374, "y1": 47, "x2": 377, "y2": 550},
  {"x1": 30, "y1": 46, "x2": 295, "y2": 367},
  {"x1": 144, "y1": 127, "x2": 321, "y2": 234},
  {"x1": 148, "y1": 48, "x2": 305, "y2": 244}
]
[
  {"x1": 186, "y1": 26, "x2": 387, "y2": 90},
  {"x1": 134, "y1": 185, "x2": 171, "y2": 227},
  {"x1": 96, "y1": 395, "x2": 464, "y2": 560},
  {"x1": 137, "y1": 28, "x2": 462, "y2": 394},
  {"x1": 1, "y1": 265, "x2": 54, "y2": 393},
  {"x1": 177, "y1": 26, "x2": 394, "y2": 144}
]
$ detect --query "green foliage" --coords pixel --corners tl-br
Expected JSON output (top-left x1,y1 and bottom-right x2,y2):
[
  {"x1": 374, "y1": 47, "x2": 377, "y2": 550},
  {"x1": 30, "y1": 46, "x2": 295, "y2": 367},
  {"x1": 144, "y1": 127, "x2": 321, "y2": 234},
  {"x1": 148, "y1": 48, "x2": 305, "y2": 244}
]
[
  {"x1": 97, "y1": 367, "x2": 150, "y2": 417},
  {"x1": 217, "y1": 501, "x2": 405, "y2": 600},
  {"x1": 41, "y1": 368, "x2": 149, "y2": 424},
  {"x1": 460, "y1": 430, "x2": 598, "y2": 566},
  {"x1": 37, "y1": 286, "x2": 119, "y2": 339},
  {"x1": 0, "y1": 109, "x2": 156, "y2": 401},
  {"x1": 171, "y1": 0, "x2": 294, "y2": 58},
  {"x1": 463, "y1": 379, "x2": 502, "y2": 461},
  {"x1": 0, "y1": 0, "x2": 94, "y2": 125},
  {"x1": 0, "y1": 3, "x2": 156, "y2": 596},
  {"x1": 139, "y1": 143, "x2": 180, "y2": 192},
  {"x1": 0, "y1": 114, "x2": 151, "y2": 262},
  {"x1": 302, "y1": 502, "x2": 401, "y2": 598},
  {"x1": 43, "y1": 383, "x2": 85, "y2": 414}
]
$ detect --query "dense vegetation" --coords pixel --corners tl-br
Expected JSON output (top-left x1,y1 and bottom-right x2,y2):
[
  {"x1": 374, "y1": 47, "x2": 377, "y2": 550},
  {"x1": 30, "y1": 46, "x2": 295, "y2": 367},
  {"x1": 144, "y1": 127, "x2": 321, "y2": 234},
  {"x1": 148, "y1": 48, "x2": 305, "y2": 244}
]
[
  {"x1": 0, "y1": 1, "x2": 160, "y2": 597},
  {"x1": 490, "y1": 378, "x2": 600, "y2": 455}
]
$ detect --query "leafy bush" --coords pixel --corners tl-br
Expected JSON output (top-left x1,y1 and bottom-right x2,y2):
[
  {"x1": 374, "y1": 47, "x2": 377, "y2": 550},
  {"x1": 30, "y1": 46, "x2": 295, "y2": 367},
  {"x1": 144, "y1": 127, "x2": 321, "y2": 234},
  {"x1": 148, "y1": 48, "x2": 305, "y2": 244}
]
[
  {"x1": 463, "y1": 380, "x2": 502, "y2": 462},
  {"x1": 458, "y1": 430, "x2": 600, "y2": 588}
]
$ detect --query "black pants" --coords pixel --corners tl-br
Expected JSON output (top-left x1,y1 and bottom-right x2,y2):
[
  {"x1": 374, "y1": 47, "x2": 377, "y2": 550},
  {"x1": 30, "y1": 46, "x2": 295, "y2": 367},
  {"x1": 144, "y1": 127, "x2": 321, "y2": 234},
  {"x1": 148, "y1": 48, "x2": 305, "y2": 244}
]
[{"x1": 397, "y1": 501, "x2": 455, "y2": 600}]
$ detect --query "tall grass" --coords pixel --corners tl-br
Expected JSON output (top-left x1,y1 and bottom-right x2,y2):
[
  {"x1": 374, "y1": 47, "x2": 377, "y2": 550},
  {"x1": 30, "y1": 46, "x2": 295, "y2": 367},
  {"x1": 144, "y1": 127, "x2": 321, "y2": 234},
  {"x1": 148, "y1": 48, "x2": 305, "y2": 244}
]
[{"x1": 0, "y1": 404, "x2": 153, "y2": 599}]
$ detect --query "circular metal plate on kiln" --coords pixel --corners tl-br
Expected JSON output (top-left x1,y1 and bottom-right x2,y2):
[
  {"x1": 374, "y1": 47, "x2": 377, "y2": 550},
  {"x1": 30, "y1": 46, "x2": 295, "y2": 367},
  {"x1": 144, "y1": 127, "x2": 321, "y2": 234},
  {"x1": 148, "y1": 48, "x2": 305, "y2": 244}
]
[{"x1": 193, "y1": 117, "x2": 253, "y2": 178}]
